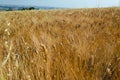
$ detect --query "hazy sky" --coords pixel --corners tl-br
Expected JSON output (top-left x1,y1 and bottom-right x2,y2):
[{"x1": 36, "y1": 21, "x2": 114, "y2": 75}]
[{"x1": 0, "y1": 0, "x2": 119, "y2": 8}]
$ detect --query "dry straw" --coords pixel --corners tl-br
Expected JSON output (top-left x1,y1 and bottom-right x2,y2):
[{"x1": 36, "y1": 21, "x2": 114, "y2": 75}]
[{"x1": 0, "y1": 8, "x2": 120, "y2": 80}]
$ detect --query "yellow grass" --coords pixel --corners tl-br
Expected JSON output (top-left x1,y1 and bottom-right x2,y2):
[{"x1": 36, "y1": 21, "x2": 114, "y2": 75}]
[{"x1": 0, "y1": 8, "x2": 120, "y2": 80}]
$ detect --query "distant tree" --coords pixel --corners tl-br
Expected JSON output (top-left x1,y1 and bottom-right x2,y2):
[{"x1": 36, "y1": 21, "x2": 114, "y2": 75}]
[
  {"x1": 21, "y1": 8, "x2": 29, "y2": 10},
  {"x1": 21, "y1": 7, "x2": 35, "y2": 10},
  {"x1": 29, "y1": 7, "x2": 35, "y2": 10},
  {"x1": 21, "y1": 8, "x2": 26, "y2": 10}
]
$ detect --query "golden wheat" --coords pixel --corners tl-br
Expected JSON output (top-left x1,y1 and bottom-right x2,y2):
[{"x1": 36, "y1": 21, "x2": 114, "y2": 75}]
[{"x1": 0, "y1": 8, "x2": 120, "y2": 80}]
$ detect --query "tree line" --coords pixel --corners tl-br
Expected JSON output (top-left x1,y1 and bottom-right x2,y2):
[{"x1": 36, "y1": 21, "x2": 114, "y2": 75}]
[
  {"x1": 6, "y1": 7, "x2": 35, "y2": 11},
  {"x1": 21, "y1": 7, "x2": 35, "y2": 10}
]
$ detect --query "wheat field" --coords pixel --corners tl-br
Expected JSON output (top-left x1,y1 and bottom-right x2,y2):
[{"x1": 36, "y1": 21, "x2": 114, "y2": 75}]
[{"x1": 0, "y1": 8, "x2": 120, "y2": 80}]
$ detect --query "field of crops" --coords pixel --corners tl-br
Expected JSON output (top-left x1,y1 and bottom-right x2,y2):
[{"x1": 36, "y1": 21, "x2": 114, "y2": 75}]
[{"x1": 0, "y1": 8, "x2": 120, "y2": 80}]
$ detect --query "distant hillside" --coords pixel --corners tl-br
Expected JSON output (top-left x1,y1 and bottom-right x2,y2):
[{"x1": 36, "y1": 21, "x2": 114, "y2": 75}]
[{"x1": 0, "y1": 5, "x2": 62, "y2": 11}]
